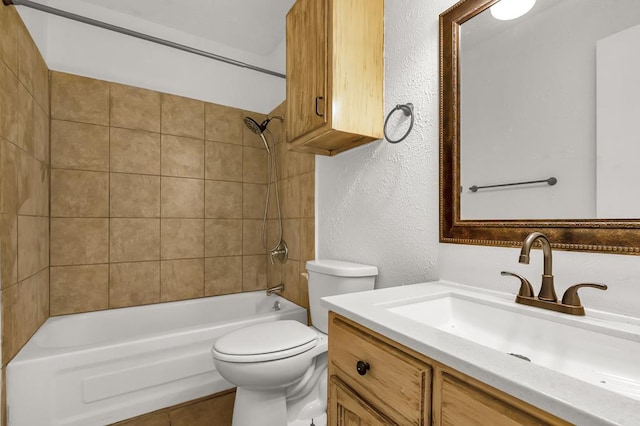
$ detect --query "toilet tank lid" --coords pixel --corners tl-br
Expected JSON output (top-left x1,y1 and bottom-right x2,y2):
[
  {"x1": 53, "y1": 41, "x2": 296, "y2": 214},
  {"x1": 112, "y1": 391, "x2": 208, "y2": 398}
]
[{"x1": 306, "y1": 260, "x2": 378, "y2": 277}]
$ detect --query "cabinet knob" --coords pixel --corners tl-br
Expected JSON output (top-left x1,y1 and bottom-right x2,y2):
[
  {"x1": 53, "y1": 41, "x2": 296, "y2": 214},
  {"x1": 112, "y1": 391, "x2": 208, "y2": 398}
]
[{"x1": 356, "y1": 360, "x2": 370, "y2": 376}]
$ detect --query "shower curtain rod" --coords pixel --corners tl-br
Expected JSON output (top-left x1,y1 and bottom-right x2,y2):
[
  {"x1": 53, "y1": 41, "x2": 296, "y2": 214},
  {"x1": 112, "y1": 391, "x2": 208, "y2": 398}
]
[{"x1": 2, "y1": 0, "x2": 286, "y2": 79}]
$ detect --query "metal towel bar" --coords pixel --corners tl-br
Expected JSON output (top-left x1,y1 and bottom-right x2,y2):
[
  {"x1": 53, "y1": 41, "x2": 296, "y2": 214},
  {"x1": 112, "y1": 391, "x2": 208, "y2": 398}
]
[{"x1": 469, "y1": 177, "x2": 557, "y2": 193}]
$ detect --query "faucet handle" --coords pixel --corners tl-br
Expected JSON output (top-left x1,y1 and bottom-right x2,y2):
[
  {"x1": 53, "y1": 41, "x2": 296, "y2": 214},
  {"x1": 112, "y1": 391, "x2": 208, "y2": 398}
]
[
  {"x1": 561, "y1": 283, "x2": 608, "y2": 307},
  {"x1": 501, "y1": 271, "x2": 534, "y2": 298}
]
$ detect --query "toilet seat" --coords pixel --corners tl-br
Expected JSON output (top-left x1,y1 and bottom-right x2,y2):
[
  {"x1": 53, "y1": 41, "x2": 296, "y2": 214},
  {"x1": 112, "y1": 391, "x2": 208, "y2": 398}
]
[{"x1": 212, "y1": 320, "x2": 318, "y2": 363}]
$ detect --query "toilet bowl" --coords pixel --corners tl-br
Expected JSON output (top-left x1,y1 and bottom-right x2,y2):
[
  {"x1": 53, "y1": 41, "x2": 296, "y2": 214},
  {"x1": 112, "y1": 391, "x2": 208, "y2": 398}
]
[{"x1": 212, "y1": 260, "x2": 378, "y2": 426}]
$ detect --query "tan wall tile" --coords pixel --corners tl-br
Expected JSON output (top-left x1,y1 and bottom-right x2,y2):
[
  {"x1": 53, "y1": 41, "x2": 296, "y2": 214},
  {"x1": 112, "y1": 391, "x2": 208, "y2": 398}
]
[
  {"x1": 300, "y1": 172, "x2": 315, "y2": 218},
  {"x1": 299, "y1": 260, "x2": 310, "y2": 309},
  {"x1": 299, "y1": 152, "x2": 315, "y2": 174},
  {"x1": 267, "y1": 102, "x2": 286, "y2": 143},
  {"x1": 204, "y1": 219, "x2": 242, "y2": 257},
  {"x1": 161, "y1": 259, "x2": 204, "y2": 302},
  {"x1": 280, "y1": 176, "x2": 301, "y2": 219},
  {"x1": 242, "y1": 220, "x2": 264, "y2": 256},
  {"x1": 110, "y1": 261, "x2": 160, "y2": 308},
  {"x1": 300, "y1": 218, "x2": 315, "y2": 262},
  {"x1": 50, "y1": 218, "x2": 108, "y2": 266},
  {"x1": 0, "y1": 62, "x2": 18, "y2": 144},
  {"x1": 1, "y1": 282, "x2": 20, "y2": 363},
  {"x1": 110, "y1": 83, "x2": 161, "y2": 132},
  {"x1": 282, "y1": 219, "x2": 301, "y2": 261},
  {"x1": 110, "y1": 218, "x2": 160, "y2": 263},
  {"x1": 110, "y1": 128, "x2": 161, "y2": 175},
  {"x1": 51, "y1": 120, "x2": 109, "y2": 172},
  {"x1": 161, "y1": 219, "x2": 204, "y2": 259},
  {"x1": 161, "y1": 177, "x2": 204, "y2": 218},
  {"x1": 17, "y1": 150, "x2": 48, "y2": 216},
  {"x1": 17, "y1": 215, "x2": 48, "y2": 281},
  {"x1": 50, "y1": 265, "x2": 109, "y2": 315},
  {"x1": 161, "y1": 135, "x2": 204, "y2": 178},
  {"x1": 161, "y1": 94, "x2": 204, "y2": 139},
  {"x1": 266, "y1": 255, "x2": 282, "y2": 288},
  {"x1": 17, "y1": 23, "x2": 48, "y2": 111},
  {"x1": 17, "y1": 83, "x2": 48, "y2": 160},
  {"x1": 205, "y1": 103, "x2": 243, "y2": 144},
  {"x1": 242, "y1": 255, "x2": 267, "y2": 292},
  {"x1": 0, "y1": 214, "x2": 18, "y2": 288},
  {"x1": 111, "y1": 173, "x2": 160, "y2": 218},
  {"x1": 242, "y1": 147, "x2": 267, "y2": 184},
  {"x1": 205, "y1": 181, "x2": 242, "y2": 219},
  {"x1": 205, "y1": 142, "x2": 242, "y2": 182},
  {"x1": 242, "y1": 111, "x2": 267, "y2": 150},
  {"x1": 0, "y1": 5, "x2": 19, "y2": 73},
  {"x1": 204, "y1": 256, "x2": 242, "y2": 296},
  {"x1": 0, "y1": 139, "x2": 19, "y2": 214},
  {"x1": 266, "y1": 219, "x2": 281, "y2": 252},
  {"x1": 168, "y1": 391, "x2": 234, "y2": 426},
  {"x1": 242, "y1": 183, "x2": 266, "y2": 219},
  {"x1": 51, "y1": 169, "x2": 109, "y2": 217},
  {"x1": 283, "y1": 260, "x2": 301, "y2": 306},
  {"x1": 51, "y1": 72, "x2": 109, "y2": 125}
]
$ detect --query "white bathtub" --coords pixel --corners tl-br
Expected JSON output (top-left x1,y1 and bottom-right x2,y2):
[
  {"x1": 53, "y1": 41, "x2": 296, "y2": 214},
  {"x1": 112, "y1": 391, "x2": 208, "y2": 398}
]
[{"x1": 6, "y1": 291, "x2": 307, "y2": 426}]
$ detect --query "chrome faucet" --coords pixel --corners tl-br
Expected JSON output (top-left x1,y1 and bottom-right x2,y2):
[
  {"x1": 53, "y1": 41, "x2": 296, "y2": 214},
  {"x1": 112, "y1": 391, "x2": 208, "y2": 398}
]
[
  {"x1": 502, "y1": 232, "x2": 608, "y2": 315},
  {"x1": 266, "y1": 283, "x2": 285, "y2": 296}
]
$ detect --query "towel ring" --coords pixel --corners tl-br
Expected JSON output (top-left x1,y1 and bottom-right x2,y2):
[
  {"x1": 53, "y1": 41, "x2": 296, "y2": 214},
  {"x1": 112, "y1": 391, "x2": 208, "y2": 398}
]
[{"x1": 384, "y1": 103, "x2": 414, "y2": 144}]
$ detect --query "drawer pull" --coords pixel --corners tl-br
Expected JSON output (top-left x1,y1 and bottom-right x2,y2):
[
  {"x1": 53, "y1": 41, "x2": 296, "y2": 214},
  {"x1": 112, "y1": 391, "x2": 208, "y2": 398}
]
[{"x1": 356, "y1": 360, "x2": 370, "y2": 376}]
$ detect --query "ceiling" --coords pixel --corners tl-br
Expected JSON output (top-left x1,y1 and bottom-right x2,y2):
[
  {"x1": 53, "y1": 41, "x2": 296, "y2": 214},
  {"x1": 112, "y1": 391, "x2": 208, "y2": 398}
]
[{"x1": 73, "y1": 0, "x2": 297, "y2": 55}]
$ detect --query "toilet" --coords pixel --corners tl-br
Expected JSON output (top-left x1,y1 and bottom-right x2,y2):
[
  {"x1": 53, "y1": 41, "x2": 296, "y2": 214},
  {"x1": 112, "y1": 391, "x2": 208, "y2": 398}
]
[{"x1": 212, "y1": 259, "x2": 378, "y2": 426}]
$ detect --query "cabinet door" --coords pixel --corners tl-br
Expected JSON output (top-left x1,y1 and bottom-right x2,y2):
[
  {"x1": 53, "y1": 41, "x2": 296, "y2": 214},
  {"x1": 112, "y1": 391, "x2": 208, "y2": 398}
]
[
  {"x1": 329, "y1": 376, "x2": 395, "y2": 426},
  {"x1": 286, "y1": 0, "x2": 328, "y2": 141}
]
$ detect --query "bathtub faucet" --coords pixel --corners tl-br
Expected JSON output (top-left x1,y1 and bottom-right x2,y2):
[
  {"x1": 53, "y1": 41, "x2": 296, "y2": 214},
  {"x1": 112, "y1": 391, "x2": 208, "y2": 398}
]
[{"x1": 266, "y1": 283, "x2": 285, "y2": 296}]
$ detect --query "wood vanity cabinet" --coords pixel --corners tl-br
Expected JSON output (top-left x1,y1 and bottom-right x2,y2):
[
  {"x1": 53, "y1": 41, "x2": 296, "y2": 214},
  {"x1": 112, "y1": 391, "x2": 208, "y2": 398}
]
[
  {"x1": 327, "y1": 313, "x2": 571, "y2": 426},
  {"x1": 285, "y1": 0, "x2": 384, "y2": 156}
]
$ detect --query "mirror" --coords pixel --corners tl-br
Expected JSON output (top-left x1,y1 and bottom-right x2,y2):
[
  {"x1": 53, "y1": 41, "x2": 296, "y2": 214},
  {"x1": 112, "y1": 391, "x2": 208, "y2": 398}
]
[{"x1": 440, "y1": 0, "x2": 640, "y2": 254}]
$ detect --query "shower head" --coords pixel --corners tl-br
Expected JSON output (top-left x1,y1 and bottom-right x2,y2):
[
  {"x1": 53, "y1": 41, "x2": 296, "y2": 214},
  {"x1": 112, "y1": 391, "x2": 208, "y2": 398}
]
[{"x1": 244, "y1": 117, "x2": 271, "y2": 154}]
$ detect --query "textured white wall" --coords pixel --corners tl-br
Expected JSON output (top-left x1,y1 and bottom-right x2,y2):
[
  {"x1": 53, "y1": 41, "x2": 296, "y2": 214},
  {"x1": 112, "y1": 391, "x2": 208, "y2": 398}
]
[{"x1": 317, "y1": 0, "x2": 640, "y2": 318}]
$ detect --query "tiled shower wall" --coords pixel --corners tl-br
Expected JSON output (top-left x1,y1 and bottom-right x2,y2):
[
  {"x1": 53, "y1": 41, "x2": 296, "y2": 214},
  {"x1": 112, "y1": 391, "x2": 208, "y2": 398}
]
[
  {"x1": 0, "y1": 2, "x2": 50, "y2": 376},
  {"x1": 48, "y1": 71, "x2": 277, "y2": 315}
]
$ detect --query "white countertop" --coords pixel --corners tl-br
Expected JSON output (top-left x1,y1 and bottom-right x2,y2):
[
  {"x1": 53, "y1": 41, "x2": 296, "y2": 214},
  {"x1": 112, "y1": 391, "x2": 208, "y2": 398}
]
[{"x1": 321, "y1": 280, "x2": 640, "y2": 426}]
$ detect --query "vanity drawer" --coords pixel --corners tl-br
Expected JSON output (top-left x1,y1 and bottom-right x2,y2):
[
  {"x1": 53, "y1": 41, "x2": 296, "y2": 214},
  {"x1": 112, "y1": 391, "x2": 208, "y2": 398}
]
[{"x1": 328, "y1": 314, "x2": 431, "y2": 425}]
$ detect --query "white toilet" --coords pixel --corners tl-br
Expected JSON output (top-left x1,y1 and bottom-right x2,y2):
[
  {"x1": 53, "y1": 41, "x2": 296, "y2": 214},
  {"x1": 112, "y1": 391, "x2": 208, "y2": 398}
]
[{"x1": 212, "y1": 259, "x2": 378, "y2": 426}]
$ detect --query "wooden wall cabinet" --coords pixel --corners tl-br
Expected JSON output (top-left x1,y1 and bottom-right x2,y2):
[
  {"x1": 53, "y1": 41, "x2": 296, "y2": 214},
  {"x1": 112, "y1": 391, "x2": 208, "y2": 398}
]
[
  {"x1": 286, "y1": 0, "x2": 384, "y2": 156},
  {"x1": 328, "y1": 313, "x2": 571, "y2": 426}
]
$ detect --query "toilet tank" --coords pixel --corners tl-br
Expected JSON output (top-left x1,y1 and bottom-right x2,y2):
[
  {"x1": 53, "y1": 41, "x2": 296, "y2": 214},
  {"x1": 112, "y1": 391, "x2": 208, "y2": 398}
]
[{"x1": 306, "y1": 260, "x2": 378, "y2": 333}]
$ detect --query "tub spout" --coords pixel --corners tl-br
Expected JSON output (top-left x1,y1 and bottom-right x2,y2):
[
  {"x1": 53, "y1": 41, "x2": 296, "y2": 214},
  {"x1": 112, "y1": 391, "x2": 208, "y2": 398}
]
[{"x1": 266, "y1": 283, "x2": 285, "y2": 296}]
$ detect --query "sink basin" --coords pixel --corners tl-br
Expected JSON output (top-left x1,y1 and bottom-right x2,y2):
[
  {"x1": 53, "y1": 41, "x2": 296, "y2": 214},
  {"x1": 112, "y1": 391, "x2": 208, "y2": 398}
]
[{"x1": 385, "y1": 292, "x2": 640, "y2": 401}]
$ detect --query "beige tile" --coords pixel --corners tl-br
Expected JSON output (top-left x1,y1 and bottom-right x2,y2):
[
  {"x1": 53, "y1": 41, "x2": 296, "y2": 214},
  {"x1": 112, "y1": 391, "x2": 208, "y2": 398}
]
[
  {"x1": 17, "y1": 215, "x2": 48, "y2": 281},
  {"x1": 279, "y1": 141, "x2": 302, "y2": 180},
  {"x1": 0, "y1": 139, "x2": 19, "y2": 214},
  {"x1": 266, "y1": 219, "x2": 282, "y2": 257},
  {"x1": 205, "y1": 103, "x2": 243, "y2": 144},
  {"x1": 111, "y1": 173, "x2": 160, "y2": 218},
  {"x1": 17, "y1": 149, "x2": 48, "y2": 216},
  {"x1": 0, "y1": 214, "x2": 18, "y2": 288},
  {"x1": 168, "y1": 392, "x2": 235, "y2": 426},
  {"x1": 51, "y1": 169, "x2": 109, "y2": 217},
  {"x1": 242, "y1": 183, "x2": 266, "y2": 219},
  {"x1": 0, "y1": 5, "x2": 19, "y2": 73},
  {"x1": 300, "y1": 172, "x2": 315, "y2": 218},
  {"x1": 205, "y1": 141, "x2": 242, "y2": 182},
  {"x1": 204, "y1": 256, "x2": 242, "y2": 296},
  {"x1": 161, "y1": 219, "x2": 204, "y2": 259},
  {"x1": 242, "y1": 220, "x2": 265, "y2": 256},
  {"x1": 110, "y1": 218, "x2": 160, "y2": 263},
  {"x1": 299, "y1": 260, "x2": 310, "y2": 309},
  {"x1": 110, "y1": 261, "x2": 160, "y2": 308},
  {"x1": 283, "y1": 260, "x2": 301, "y2": 306},
  {"x1": 300, "y1": 218, "x2": 315, "y2": 262},
  {"x1": 17, "y1": 23, "x2": 48, "y2": 112},
  {"x1": 114, "y1": 412, "x2": 171, "y2": 426},
  {"x1": 110, "y1": 128, "x2": 161, "y2": 175},
  {"x1": 161, "y1": 135, "x2": 204, "y2": 178},
  {"x1": 205, "y1": 180, "x2": 242, "y2": 218},
  {"x1": 161, "y1": 94, "x2": 204, "y2": 139},
  {"x1": 282, "y1": 219, "x2": 301, "y2": 261},
  {"x1": 161, "y1": 259, "x2": 204, "y2": 302},
  {"x1": 1, "y1": 281, "x2": 20, "y2": 362},
  {"x1": 0, "y1": 62, "x2": 18, "y2": 144},
  {"x1": 110, "y1": 83, "x2": 161, "y2": 132},
  {"x1": 50, "y1": 218, "x2": 109, "y2": 266},
  {"x1": 204, "y1": 219, "x2": 242, "y2": 257},
  {"x1": 51, "y1": 120, "x2": 110, "y2": 172},
  {"x1": 280, "y1": 176, "x2": 301, "y2": 219},
  {"x1": 17, "y1": 83, "x2": 48, "y2": 161},
  {"x1": 243, "y1": 147, "x2": 267, "y2": 184},
  {"x1": 299, "y1": 152, "x2": 315, "y2": 174},
  {"x1": 242, "y1": 255, "x2": 267, "y2": 291},
  {"x1": 266, "y1": 253, "x2": 282, "y2": 287},
  {"x1": 242, "y1": 111, "x2": 268, "y2": 149},
  {"x1": 51, "y1": 71, "x2": 110, "y2": 125},
  {"x1": 161, "y1": 177, "x2": 204, "y2": 218},
  {"x1": 50, "y1": 265, "x2": 109, "y2": 315}
]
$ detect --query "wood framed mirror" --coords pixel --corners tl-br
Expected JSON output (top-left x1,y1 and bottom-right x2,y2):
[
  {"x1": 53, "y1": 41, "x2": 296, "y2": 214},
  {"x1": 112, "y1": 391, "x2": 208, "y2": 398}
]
[{"x1": 439, "y1": 0, "x2": 640, "y2": 254}]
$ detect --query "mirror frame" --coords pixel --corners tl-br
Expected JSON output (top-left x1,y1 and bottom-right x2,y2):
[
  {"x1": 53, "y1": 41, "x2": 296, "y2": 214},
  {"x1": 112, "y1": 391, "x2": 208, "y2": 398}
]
[{"x1": 439, "y1": 0, "x2": 640, "y2": 255}]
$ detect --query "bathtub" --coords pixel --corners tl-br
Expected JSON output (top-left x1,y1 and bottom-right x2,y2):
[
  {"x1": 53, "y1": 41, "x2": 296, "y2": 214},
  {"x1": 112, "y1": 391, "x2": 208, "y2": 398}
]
[{"x1": 6, "y1": 291, "x2": 307, "y2": 426}]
